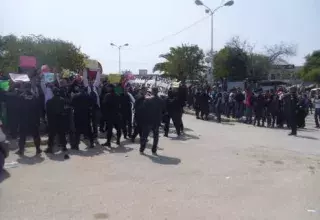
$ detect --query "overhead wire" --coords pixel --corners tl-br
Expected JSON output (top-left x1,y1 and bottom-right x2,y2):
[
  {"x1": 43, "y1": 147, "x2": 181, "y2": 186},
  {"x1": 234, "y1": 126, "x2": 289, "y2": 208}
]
[{"x1": 126, "y1": 15, "x2": 210, "y2": 51}]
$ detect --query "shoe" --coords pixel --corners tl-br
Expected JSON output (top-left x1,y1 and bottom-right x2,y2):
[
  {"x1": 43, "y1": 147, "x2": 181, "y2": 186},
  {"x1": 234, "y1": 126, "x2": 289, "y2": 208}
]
[
  {"x1": 44, "y1": 148, "x2": 53, "y2": 154},
  {"x1": 16, "y1": 150, "x2": 24, "y2": 156},
  {"x1": 116, "y1": 140, "x2": 120, "y2": 145},
  {"x1": 89, "y1": 144, "x2": 95, "y2": 148},
  {"x1": 164, "y1": 134, "x2": 168, "y2": 137},
  {"x1": 152, "y1": 152, "x2": 158, "y2": 156},
  {"x1": 36, "y1": 149, "x2": 42, "y2": 155},
  {"x1": 139, "y1": 151, "x2": 145, "y2": 155},
  {"x1": 131, "y1": 137, "x2": 135, "y2": 143},
  {"x1": 288, "y1": 133, "x2": 297, "y2": 136},
  {"x1": 102, "y1": 142, "x2": 111, "y2": 147},
  {"x1": 71, "y1": 146, "x2": 80, "y2": 151},
  {"x1": 62, "y1": 147, "x2": 68, "y2": 152}
]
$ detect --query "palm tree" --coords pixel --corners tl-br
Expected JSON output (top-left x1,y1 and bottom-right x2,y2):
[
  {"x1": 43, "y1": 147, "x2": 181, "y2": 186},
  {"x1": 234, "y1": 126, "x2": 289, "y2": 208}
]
[{"x1": 153, "y1": 44, "x2": 207, "y2": 82}]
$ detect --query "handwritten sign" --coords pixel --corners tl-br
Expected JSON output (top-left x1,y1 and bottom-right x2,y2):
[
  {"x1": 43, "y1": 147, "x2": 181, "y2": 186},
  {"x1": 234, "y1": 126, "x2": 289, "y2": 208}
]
[
  {"x1": 108, "y1": 74, "x2": 121, "y2": 83},
  {"x1": 85, "y1": 59, "x2": 99, "y2": 70},
  {"x1": 19, "y1": 56, "x2": 36, "y2": 68},
  {"x1": 9, "y1": 73, "x2": 30, "y2": 82},
  {"x1": 43, "y1": 72, "x2": 55, "y2": 83}
]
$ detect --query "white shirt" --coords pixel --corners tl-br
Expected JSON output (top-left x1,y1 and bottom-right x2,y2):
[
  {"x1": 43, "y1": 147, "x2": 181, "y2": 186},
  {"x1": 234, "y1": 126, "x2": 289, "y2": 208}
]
[{"x1": 314, "y1": 98, "x2": 320, "y2": 109}]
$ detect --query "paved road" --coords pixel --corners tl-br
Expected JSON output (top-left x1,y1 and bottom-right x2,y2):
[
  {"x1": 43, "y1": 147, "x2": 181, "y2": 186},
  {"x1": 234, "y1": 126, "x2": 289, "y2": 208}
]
[{"x1": 0, "y1": 114, "x2": 320, "y2": 220}]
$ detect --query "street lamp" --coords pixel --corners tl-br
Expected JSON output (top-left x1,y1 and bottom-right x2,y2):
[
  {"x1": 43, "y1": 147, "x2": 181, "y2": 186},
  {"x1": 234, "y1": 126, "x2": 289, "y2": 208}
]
[
  {"x1": 110, "y1": 43, "x2": 129, "y2": 74},
  {"x1": 195, "y1": 0, "x2": 234, "y2": 84}
]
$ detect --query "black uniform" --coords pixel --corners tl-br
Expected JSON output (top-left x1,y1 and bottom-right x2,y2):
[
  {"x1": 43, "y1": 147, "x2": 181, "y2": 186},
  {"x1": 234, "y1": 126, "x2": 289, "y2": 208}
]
[
  {"x1": 18, "y1": 91, "x2": 41, "y2": 155},
  {"x1": 4, "y1": 89, "x2": 21, "y2": 138},
  {"x1": 200, "y1": 91, "x2": 210, "y2": 120},
  {"x1": 45, "y1": 91, "x2": 68, "y2": 153},
  {"x1": 288, "y1": 94, "x2": 298, "y2": 135},
  {"x1": 194, "y1": 91, "x2": 201, "y2": 119},
  {"x1": 164, "y1": 91, "x2": 182, "y2": 136},
  {"x1": 71, "y1": 90, "x2": 94, "y2": 149},
  {"x1": 140, "y1": 94, "x2": 165, "y2": 154},
  {"x1": 131, "y1": 93, "x2": 145, "y2": 142},
  {"x1": 120, "y1": 92, "x2": 133, "y2": 139},
  {"x1": 102, "y1": 91, "x2": 122, "y2": 146}
]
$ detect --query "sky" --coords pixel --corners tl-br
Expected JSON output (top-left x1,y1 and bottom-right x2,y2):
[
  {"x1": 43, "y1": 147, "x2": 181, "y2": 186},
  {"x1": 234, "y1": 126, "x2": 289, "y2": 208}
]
[{"x1": 1, "y1": 0, "x2": 319, "y2": 74}]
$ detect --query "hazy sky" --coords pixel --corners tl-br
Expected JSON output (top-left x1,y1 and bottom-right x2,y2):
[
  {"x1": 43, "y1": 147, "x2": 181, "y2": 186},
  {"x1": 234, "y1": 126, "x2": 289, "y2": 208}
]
[{"x1": 1, "y1": 0, "x2": 319, "y2": 74}]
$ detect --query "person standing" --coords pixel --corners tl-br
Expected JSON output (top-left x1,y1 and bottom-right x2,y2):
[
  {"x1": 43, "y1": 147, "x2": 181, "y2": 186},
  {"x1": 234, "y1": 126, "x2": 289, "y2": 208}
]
[
  {"x1": 71, "y1": 86, "x2": 95, "y2": 149},
  {"x1": 140, "y1": 87, "x2": 164, "y2": 155},
  {"x1": 200, "y1": 89, "x2": 210, "y2": 120},
  {"x1": 131, "y1": 87, "x2": 147, "y2": 142},
  {"x1": 17, "y1": 83, "x2": 42, "y2": 156},
  {"x1": 288, "y1": 87, "x2": 298, "y2": 136},
  {"x1": 314, "y1": 93, "x2": 320, "y2": 128},
  {"x1": 120, "y1": 87, "x2": 133, "y2": 139},
  {"x1": 45, "y1": 88, "x2": 68, "y2": 153},
  {"x1": 164, "y1": 90, "x2": 182, "y2": 137},
  {"x1": 83, "y1": 69, "x2": 101, "y2": 138},
  {"x1": 101, "y1": 84, "x2": 122, "y2": 147},
  {"x1": 215, "y1": 92, "x2": 223, "y2": 123},
  {"x1": 194, "y1": 89, "x2": 201, "y2": 119}
]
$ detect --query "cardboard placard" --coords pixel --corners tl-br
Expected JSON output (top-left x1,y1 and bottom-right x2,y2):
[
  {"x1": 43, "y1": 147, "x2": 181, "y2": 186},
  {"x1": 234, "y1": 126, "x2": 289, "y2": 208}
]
[
  {"x1": 19, "y1": 56, "x2": 36, "y2": 68},
  {"x1": 85, "y1": 59, "x2": 99, "y2": 70},
  {"x1": 9, "y1": 73, "x2": 30, "y2": 82},
  {"x1": 43, "y1": 72, "x2": 55, "y2": 83}
]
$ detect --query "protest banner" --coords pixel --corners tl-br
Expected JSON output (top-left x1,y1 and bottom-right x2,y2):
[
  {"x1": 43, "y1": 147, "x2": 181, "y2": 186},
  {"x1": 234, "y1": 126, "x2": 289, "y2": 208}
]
[
  {"x1": 84, "y1": 59, "x2": 99, "y2": 70},
  {"x1": 108, "y1": 74, "x2": 121, "y2": 84},
  {"x1": 43, "y1": 72, "x2": 55, "y2": 83},
  {"x1": 9, "y1": 73, "x2": 30, "y2": 82},
  {"x1": 19, "y1": 56, "x2": 37, "y2": 68}
]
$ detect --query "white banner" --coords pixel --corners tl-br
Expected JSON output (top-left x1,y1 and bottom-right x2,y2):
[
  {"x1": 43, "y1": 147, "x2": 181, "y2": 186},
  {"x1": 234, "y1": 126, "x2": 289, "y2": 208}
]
[{"x1": 9, "y1": 73, "x2": 30, "y2": 82}]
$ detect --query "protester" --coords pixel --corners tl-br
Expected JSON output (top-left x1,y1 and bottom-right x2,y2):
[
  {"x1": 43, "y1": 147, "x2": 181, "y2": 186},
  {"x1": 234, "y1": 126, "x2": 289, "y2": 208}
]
[
  {"x1": 17, "y1": 83, "x2": 42, "y2": 156},
  {"x1": 101, "y1": 84, "x2": 122, "y2": 147},
  {"x1": 140, "y1": 87, "x2": 164, "y2": 155}
]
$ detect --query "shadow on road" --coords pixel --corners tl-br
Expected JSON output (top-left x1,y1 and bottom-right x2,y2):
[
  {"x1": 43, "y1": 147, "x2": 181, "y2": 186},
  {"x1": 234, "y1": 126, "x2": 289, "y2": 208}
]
[
  {"x1": 46, "y1": 152, "x2": 70, "y2": 162},
  {"x1": 296, "y1": 135, "x2": 318, "y2": 140},
  {"x1": 143, "y1": 154, "x2": 181, "y2": 165},
  {"x1": 0, "y1": 169, "x2": 11, "y2": 183},
  {"x1": 69, "y1": 146, "x2": 106, "y2": 157},
  {"x1": 106, "y1": 145, "x2": 134, "y2": 154},
  {"x1": 169, "y1": 133, "x2": 200, "y2": 141},
  {"x1": 17, "y1": 155, "x2": 45, "y2": 165}
]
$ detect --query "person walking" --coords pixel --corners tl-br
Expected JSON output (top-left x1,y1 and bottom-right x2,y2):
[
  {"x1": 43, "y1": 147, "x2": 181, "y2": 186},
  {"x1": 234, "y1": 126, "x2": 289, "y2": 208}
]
[{"x1": 140, "y1": 87, "x2": 164, "y2": 155}]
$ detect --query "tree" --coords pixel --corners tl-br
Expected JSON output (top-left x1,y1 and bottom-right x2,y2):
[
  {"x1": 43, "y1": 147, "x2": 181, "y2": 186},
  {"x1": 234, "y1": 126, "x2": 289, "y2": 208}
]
[
  {"x1": 265, "y1": 42, "x2": 296, "y2": 64},
  {"x1": 213, "y1": 36, "x2": 297, "y2": 81},
  {"x1": 213, "y1": 43, "x2": 248, "y2": 81},
  {"x1": 299, "y1": 50, "x2": 320, "y2": 83},
  {"x1": 0, "y1": 34, "x2": 87, "y2": 73},
  {"x1": 153, "y1": 44, "x2": 207, "y2": 82}
]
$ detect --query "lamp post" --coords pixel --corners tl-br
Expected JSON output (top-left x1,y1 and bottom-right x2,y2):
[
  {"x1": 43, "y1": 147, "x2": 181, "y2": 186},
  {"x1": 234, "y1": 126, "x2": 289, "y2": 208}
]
[
  {"x1": 195, "y1": 0, "x2": 234, "y2": 84},
  {"x1": 110, "y1": 43, "x2": 129, "y2": 74}
]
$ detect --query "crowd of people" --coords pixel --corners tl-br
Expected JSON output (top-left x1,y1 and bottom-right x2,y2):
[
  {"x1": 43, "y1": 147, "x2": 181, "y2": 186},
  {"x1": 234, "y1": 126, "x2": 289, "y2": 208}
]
[
  {"x1": 0, "y1": 65, "x2": 187, "y2": 157},
  {"x1": 1, "y1": 64, "x2": 320, "y2": 160},
  {"x1": 187, "y1": 86, "x2": 320, "y2": 136}
]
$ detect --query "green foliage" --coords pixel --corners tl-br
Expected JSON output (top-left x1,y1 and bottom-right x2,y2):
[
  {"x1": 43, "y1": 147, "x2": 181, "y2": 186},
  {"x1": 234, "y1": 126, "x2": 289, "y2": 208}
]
[
  {"x1": 248, "y1": 54, "x2": 270, "y2": 80},
  {"x1": 213, "y1": 46, "x2": 248, "y2": 81},
  {"x1": 153, "y1": 44, "x2": 207, "y2": 82},
  {"x1": 299, "y1": 50, "x2": 320, "y2": 83},
  {"x1": 0, "y1": 34, "x2": 87, "y2": 73},
  {"x1": 213, "y1": 36, "x2": 296, "y2": 81}
]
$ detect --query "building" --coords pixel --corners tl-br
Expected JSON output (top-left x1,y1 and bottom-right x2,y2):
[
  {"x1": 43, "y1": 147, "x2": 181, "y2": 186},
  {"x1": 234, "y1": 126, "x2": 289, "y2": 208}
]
[
  {"x1": 268, "y1": 60, "x2": 302, "y2": 81},
  {"x1": 138, "y1": 69, "x2": 148, "y2": 76}
]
